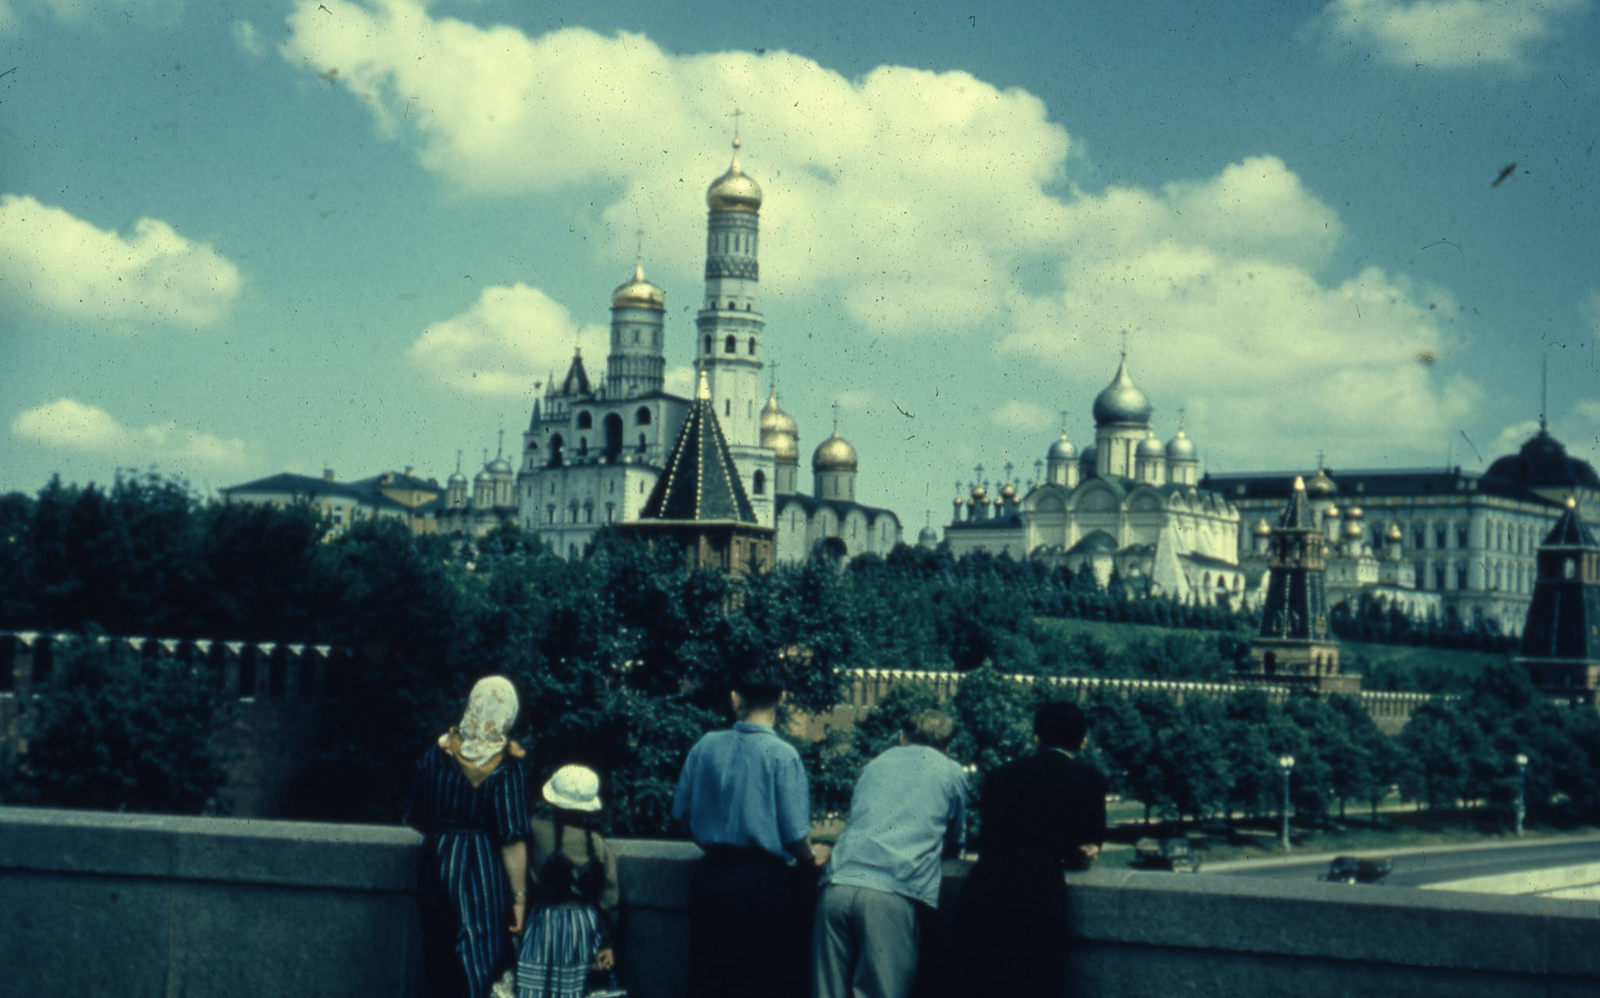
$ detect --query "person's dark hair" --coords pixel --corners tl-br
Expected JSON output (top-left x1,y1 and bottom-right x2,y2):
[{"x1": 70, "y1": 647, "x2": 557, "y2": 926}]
[
  {"x1": 732, "y1": 668, "x2": 785, "y2": 713},
  {"x1": 1034, "y1": 701, "x2": 1087, "y2": 751},
  {"x1": 902, "y1": 709, "x2": 956, "y2": 750}
]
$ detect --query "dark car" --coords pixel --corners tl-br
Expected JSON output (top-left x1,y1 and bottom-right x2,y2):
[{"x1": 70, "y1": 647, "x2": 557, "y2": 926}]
[
  {"x1": 1322, "y1": 855, "x2": 1391, "y2": 884},
  {"x1": 1133, "y1": 837, "x2": 1201, "y2": 873}
]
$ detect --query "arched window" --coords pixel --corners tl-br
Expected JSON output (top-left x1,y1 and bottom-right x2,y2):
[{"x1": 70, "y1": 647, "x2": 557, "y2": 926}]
[
  {"x1": 724, "y1": 399, "x2": 731, "y2": 416},
  {"x1": 1566, "y1": 558, "x2": 1578, "y2": 580},
  {"x1": 752, "y1": 470, "x2": 765, "y2": 495},
  {"x1": 635, "y1": 406, "x2": 652, "y2": 425},
  {"x1": 747, "y1": 337, "x2": 756, "y2": 355},
  {"x1": 583, "y1": 500, "x2": 594, "y2": 524},
  {"x1": 576, "y1": 411, "x2": 593, "y2": 429},
  {"x1": 548, "y1": 434, "x2": 565, "y2": 467},
  {"x1": 704, "y1": 335, "x2": 712, "y2": 354},
  {"x1": 603, "y1": 413, "x2": 623, "y2": 461},
  {"x1": 724, "y1": 335, "x2": 736, "y2": 354}
]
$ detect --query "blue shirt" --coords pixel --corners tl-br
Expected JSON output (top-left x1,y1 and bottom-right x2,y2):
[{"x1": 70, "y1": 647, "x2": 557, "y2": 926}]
[
  {"x1": 672, "y1": 721, "x2": 812, "y2": 860},
  {"x1": 823, "y1": 744, "x2": 969, "y2": 907}
]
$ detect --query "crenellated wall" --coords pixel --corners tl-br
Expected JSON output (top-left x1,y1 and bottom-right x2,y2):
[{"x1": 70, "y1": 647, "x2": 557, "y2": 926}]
[
  {"x1": 0, "y1": 631, "x2": 354, "y2": 814},
  {"x1": 797, "y1": 668, "x2": 1437, "y2": 737},
  {"x1": 3, "y1": 807, "x2": 1597, "y2": 998}
]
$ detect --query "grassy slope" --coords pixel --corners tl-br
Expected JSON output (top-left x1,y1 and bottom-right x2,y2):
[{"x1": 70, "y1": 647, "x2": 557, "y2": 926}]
[{"x1": 1033, "y1": 616, "x2": 1504, "y2": 691}]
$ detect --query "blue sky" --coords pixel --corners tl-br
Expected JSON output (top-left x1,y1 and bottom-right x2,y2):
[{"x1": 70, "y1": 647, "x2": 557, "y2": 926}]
[{"x1": 3, "y1": 0, "x2": 1597, "y2": 528}]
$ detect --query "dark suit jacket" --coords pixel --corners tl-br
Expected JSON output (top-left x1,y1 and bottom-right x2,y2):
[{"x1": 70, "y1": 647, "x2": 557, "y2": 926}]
[
  {"x1": 978, "y1": 748, "x2": 1108, "y2": 871},
  {"x1": 947, "y1": 750, "x2": 1108, "y2": 997}
]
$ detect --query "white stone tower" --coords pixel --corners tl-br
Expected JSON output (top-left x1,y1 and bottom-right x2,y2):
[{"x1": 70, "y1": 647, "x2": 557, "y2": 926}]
[{"x1": 696, "y1": 134, "x2": 774, "y2": 523}]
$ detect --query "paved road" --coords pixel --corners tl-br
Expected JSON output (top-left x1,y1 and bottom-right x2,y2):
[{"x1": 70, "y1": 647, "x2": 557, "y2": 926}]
[{"x1": 1210, "y1": 837, "x2": 1600, "y2": 893}]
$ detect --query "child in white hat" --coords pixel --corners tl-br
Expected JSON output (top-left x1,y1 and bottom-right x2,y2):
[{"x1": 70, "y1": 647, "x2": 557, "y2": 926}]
[{"x1": 514, "y1": 764, "x2": 621, "y2": 998}]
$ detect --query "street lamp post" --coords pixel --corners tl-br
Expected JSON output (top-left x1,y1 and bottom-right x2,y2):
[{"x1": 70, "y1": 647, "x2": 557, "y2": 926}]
[
  {"x1": 1515, "y1": 752, "x2": 1529, "y2": 837},
  {"x1": 1278, "y1": 754, "x2": 1295, "y2": 852}
]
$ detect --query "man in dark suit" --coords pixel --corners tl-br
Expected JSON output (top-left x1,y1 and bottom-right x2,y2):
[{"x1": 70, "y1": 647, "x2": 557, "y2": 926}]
[{"x1": 950, "y1": 701, "x2": 1107, "y2": 997}]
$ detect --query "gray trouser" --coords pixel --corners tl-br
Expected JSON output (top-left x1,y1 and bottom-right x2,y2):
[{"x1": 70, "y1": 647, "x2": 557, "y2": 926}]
[{"x1": 811, "y1": 883, "x2": 920, "y2": 998}]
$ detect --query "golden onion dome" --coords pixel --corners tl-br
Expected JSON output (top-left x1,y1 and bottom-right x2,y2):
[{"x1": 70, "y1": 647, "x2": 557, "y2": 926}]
[
  {"x1": 1386, "y1": 523, "x2": 1404, "y2": 541},
  {"x1": 1253, "y1": 519, "x2": 1272, "y2": 536},
  {"x1": 762, "y1": 427, "x2": 799, "y2": 461},
  {"x1": 707, "y1": 142, "x2": 763, "y2": 212},
  {"x1": 1344, "y1": 520, "x2": 1364, "y2": 538},
  {"x1": 610, "y1": 262, "x2": 665, "y2": 310},
  {"x1": 1347, "y1": 506, "x2": 1364, "y2": 519},
  {"x1": 1000, "y1": 483, "x2": 1018, "y2": 502},
  {"x1": 1307, "y1": 468, "x2": 1338, "y2": 495},
  {"x1": 953, "y1": 496, "x2": 965, "y2": 508},
  {"x1": 759, "y1": 392, "x2": 797, "y2": 436},
  {"x1": 1325, "y1": 505, "x2": 1341, "y2": 519},
  {"x1": 970, "y1": 484, "x2": 987, "y2": 502},
  {"x1": 813, "y1": 429, "x2": 858, "y2": 472}
]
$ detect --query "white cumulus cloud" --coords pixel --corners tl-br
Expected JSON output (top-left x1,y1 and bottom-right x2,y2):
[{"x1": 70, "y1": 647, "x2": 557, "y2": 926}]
[
  {"x1": 279, "y1": 0, "x2": 1070, "y2": 334},
  {"x1": 12, "y1": 398, "x2": 253, "y2": 468},
  {"x1": 409, "y1": 283, "x2": 606, "y2": 397},
  {"x1": 1311, "y1": 0, "x2": 1591, "y2": 70},
  {"x1": 999, "y1": 158, "x2": 1478, "y2": 469},
  {"x1": 0, "y1": 195, "x2": 240, "y2": 327}
]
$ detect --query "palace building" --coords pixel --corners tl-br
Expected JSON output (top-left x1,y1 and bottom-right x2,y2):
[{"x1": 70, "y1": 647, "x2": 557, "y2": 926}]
[{"x1": 1206, "y1": 422, "x2": 1600, "y2": 635}]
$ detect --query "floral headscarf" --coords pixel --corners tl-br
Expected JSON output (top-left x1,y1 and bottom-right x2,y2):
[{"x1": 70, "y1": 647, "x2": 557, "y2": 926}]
[{"x1": 442, "y1": 675, "x2": 519, "y2": 770}]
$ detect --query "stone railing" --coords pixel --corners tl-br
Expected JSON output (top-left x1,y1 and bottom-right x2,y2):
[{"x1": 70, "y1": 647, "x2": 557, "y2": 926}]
[{"x1": 4, "y1": 807, "x2": 1597, "y2": 998}]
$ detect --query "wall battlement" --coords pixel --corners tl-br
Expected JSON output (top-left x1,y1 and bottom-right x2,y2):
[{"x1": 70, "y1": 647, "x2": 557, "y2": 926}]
[{"x1": 3, "y1": 806, "x2": 1596, "y2": 998}]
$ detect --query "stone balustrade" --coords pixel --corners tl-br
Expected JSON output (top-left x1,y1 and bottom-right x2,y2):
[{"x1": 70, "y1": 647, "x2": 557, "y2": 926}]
[{"x1": 3, "y1": 806, "x2": 1596, "y2": 998}]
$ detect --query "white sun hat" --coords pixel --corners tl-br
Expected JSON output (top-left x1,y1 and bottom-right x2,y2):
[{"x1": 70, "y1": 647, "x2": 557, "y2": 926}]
[{"x1": 542, "y1": 764, "x2": 602, "y2": 812}]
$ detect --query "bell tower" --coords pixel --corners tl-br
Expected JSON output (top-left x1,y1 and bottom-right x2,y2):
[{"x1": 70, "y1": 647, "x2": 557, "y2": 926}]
[{"x1": 695, "y1": 125, "x2": 773, "y2": 525}]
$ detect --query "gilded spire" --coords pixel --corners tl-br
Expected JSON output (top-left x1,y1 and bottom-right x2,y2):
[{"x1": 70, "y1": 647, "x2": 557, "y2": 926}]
[{"x1": 696, "y1": 366, "x2": 711, "y2": 401}]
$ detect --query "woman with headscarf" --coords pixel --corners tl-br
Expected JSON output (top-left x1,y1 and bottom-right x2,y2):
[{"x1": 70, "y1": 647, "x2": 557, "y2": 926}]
[{"x1": 405, "y1": 676, "x2": 531, "y2": 998}]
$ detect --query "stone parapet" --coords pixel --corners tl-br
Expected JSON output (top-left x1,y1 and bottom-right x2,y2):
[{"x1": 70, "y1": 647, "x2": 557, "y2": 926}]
[{"x1": 5, "y1": 807, "x2": 1599, "y2": 997}]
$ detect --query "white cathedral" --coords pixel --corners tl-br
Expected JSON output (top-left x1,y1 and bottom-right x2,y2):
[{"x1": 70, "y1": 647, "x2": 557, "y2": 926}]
[
  {"x1": 485, "y1": 141, "x2": 901, "y2": 562},
  {"x1": 944, "y1": 357, "x2": 1246, "y2": 606}
]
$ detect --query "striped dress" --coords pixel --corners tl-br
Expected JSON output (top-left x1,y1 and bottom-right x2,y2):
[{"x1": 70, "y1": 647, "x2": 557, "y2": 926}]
[{"x1": 406, "y1": 744, "x2": 530, "y2": 998}]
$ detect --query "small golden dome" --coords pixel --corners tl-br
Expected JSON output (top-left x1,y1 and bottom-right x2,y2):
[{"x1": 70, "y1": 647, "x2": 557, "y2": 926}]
[
  {"x1": 813, "y1": 430, "x2": 858, "y2": 472},
  {"x1": 762, "y1": 427, "x2": 799, "y2": 461},
  {"x1": 759, "y1": 392, "x2": 797, "y2": 436},
  {"x1": 1000, "y1": 484, "x2": 1018, "y2": 501},
  {"x1": 1386, "y1": 523, "x2": 1403, "y2": 541},
  {"x1": 1325, "y1": 506, "x2": 1341, "y2": 519},
  {"x1": 707, "y1": 142, "x2": 763, "y2": 212},
  {"x1": 610, "y1": 262, "x2": 665, "y2": 310},
  {"x1": 1344, "y1": 520, "x2": 1363, "y2": 538},
  {"x1": 1347, "y1": 506, "x2": 1364, "y2": 519},
  {"x1": 970, "y1": 484, "x2": 987, "y2": 502},
  {"x1": 1253, "y1": 520, "x2": 1273, "y2": 536},
  {"x1": 953, "y1": 496, "x2": 965, "y2": 508},
  {"x1": 1307, "y1": 468, "x2": 1338, "y2": 495}
]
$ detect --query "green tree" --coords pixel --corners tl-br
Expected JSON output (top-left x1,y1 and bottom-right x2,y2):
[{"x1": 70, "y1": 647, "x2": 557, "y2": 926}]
[{"x1": 6, "y1": 634, "x2": 232, "y2": 813}]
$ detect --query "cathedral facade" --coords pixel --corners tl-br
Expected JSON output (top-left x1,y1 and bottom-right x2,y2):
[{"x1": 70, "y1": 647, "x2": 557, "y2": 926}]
[
  {"x1": 511, "y1": 143, "x2": 899, "y2": 562},
  {"x1": 944, "y1": 357, "x2": 1244, "y2": 606}
]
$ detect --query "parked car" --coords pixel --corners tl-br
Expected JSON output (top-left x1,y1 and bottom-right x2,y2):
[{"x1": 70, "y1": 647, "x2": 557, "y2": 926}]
[
  {"x1": 1133, "y1": 837, "x2": 1201, "y2": 872},
  {"x1": 1322, "y1": 855, "x2": 1391, "y2": 884}
]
